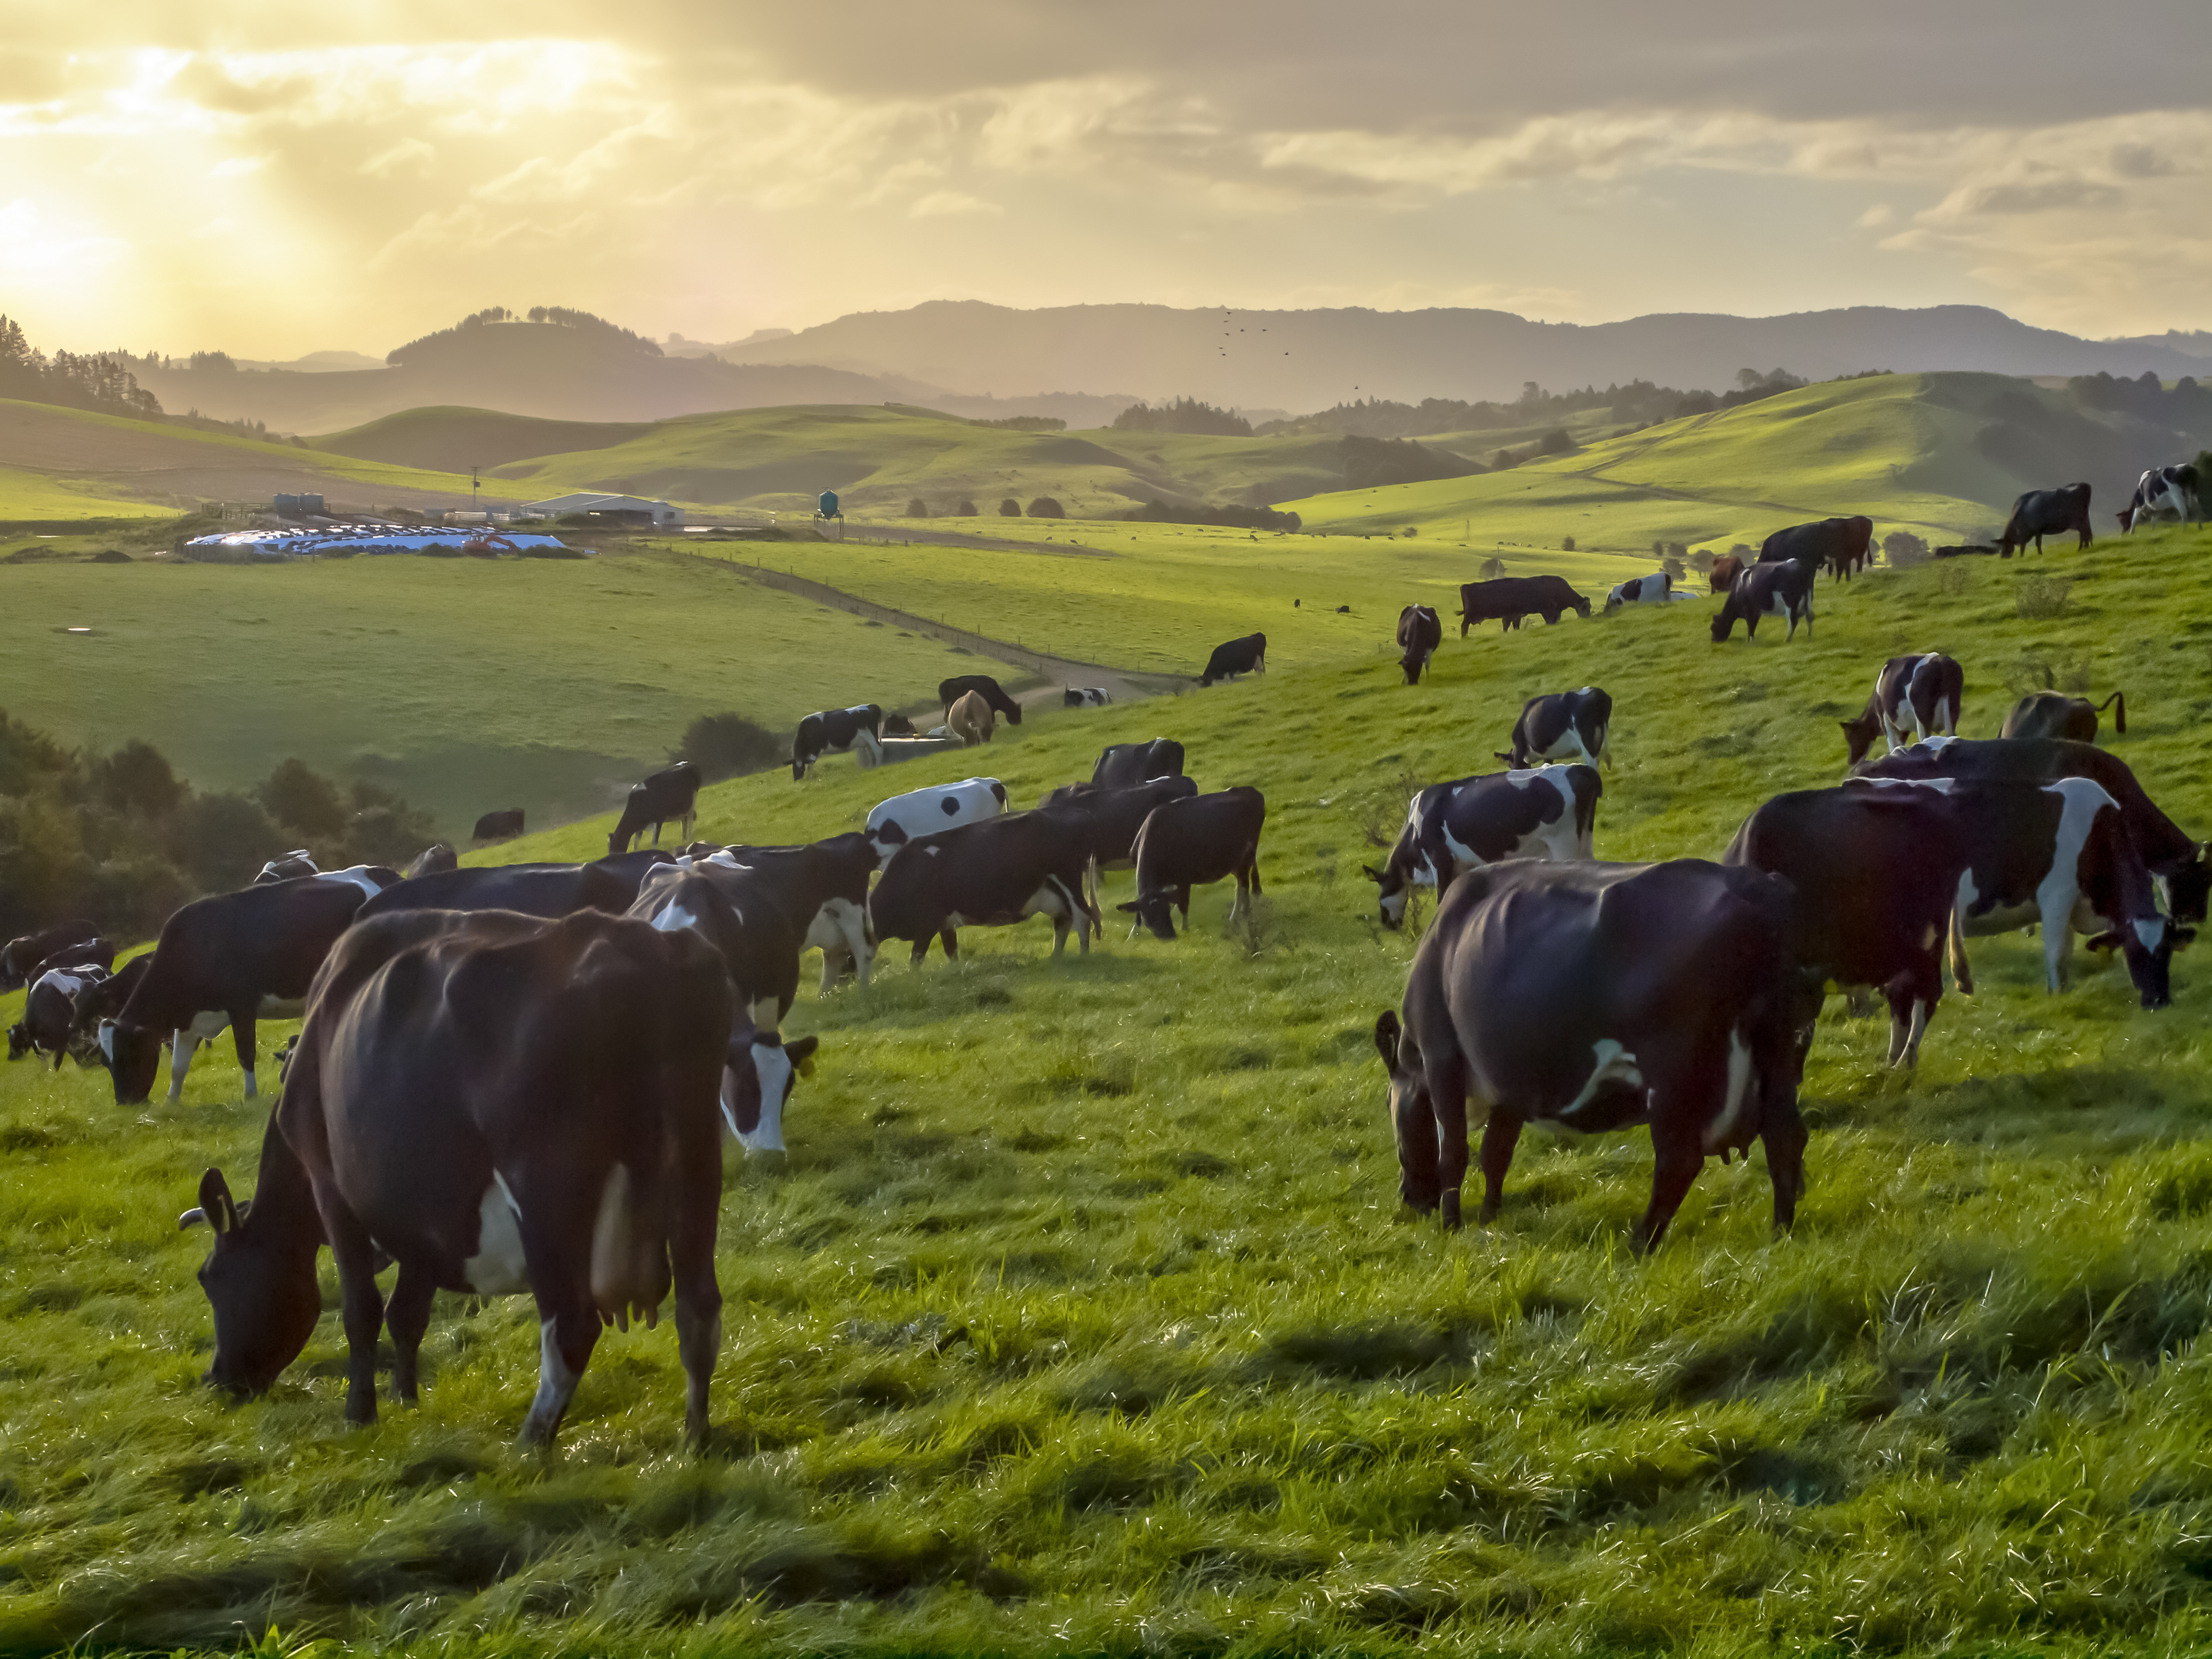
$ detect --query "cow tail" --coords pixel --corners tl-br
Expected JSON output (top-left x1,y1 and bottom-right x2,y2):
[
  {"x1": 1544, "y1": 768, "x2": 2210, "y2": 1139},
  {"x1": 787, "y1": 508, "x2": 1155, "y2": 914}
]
[
  {"x1": 1947, "y1": 904, "x2": 1974, "y2": 996},
  {"x1": 2100, "y1": 691, "x2": 2126, "y2": 734}
]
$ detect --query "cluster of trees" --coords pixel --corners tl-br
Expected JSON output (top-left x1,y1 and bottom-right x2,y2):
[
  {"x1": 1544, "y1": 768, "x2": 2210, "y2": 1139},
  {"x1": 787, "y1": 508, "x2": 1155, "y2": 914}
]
[
  {"x1": 1118, "y1": 501, "x2": 1303, "y2": 531},
  {"x1": 0, "y1": 712, "x2": 436, "y2": 942},
  {"x1": 994, "y1": 498, "x2": 1064, "y2": 518},
  {"x1": 1111, "y1": 398, "x2": 1255, "y2": 437},
  {"x1": 1340, "y1": 435, "x2": 1480, "y2": 490},
  {"x1": 971, "y1": 415, "x2": 1066, "y2": 432},
  {"x1": 1258, "y1": 369, "x2": 1825, "y2": 441},
  {"x1": 386, "y1": 306, "x2": 663, "y2": 367},
  {"x1": 0, "y1": 317, "x2": 162, "y2": 419},
  {"x1": 2066, "y1": 369, "x2": 2210, "y2": 424},
  {"x1": 1487, "y1": 429, "x2": 1577, "y2": 471}
]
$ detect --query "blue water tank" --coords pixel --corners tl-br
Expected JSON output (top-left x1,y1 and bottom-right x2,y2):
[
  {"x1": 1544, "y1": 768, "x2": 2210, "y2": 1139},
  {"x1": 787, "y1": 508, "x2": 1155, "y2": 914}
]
[{"x1": 818, "y1": 491, "x2": 840, "y2": 518}]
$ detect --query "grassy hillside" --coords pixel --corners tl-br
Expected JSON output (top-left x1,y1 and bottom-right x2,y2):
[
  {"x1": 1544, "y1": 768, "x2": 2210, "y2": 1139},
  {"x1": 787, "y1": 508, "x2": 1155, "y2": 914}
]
[
  {"x1": 0, "y1": 549, "x2": 1002, "y2": 836},
  {"x1": 4, "y1": 524, "x2": 2210, "y2": 1654},
  {"x1": 306, "y1": 406, "x2": 653, "y2": 473}
]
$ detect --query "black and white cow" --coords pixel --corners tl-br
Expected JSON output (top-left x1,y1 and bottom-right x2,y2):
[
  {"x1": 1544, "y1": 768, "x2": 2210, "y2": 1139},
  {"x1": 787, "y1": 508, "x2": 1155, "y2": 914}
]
[
  {"x1": 1363, "y1": 765, "x2": 1601, "y2": 928},
  {"x1": 1118, "y1": 786, "x2": 1266, "y2": 941},
  {"x1": 1723, "y1": 785, "x2": 1967, "y2": 1067},
  {"x1": 864, "y1": 776, "x2": 1008, "y2": 869},
  {"x1": 2000, "y1": 483, "x2": 2094, "y2": 555},
  {"x1": 1198, "y1": 633, "x2": 1267, "y2": 686},
  {"x1": 67, "y1": 952, "x2": 147, "y2": 1053},
  {"x1": 1063, "y1": 687, "x2": 1114, "y2": 708},
  {"x1": 1711, "y1": 559, "x2": 1814, "y2": 642},
  {"x1": 186, "y1": 907, "x2": 733, "y2": 1444},
  {"x1": 254, "y1": 850, "x2": 318, "y2": 885},
  {"x1": 2119, "y1": 464, "x2": 2203, "y2": 533},
  {"x1": 1854, "y1": 736, "x2": 2210, "y2": 924},
  {"x1": 1374, "y1": 858, "x2": 1814, "y2": 1247},
  {"x1": 609, "y1": 761, "x2": 702, "y2": 853},
  {"x1": 403, "y1": 843, "x2": 458, "y2": 878},
  {"x1": 1604, "y1": 573, "x2": 1676, "y2": 611},
  {"x1": 1093, "y1": 740, "x2": 1185, "y2": 789},
  {"x1": 1396, "y1": 605, "x2": 1442, "y2": 684},
  {"x1": 1497, "y1": 688, "x2": 1612, "y2": 769},
  {"x1": 472, "y1": 808, "x2": 525, "y2": 843},
  {"x1": 2002, "y1": 690, "x2": 2124, "y2": 743},
  {"x1": 356, "y1": 861, "x2": 637, "y2": 922},
  {"x1": 1038, "y1": 775, "x2": 1201, "y2": 911},
  {"x1": 791, "y1": 705, "x2": 884, "y2": 780},
  {"x1": 710, "y1": 833, "x2": 879, "y2": 993},
  {"x1": 99, "y1": 867, "x2": 398, "y2": 1104},
  {"x1": 1838, "y1": 653, "x2": 1964, "y2": 765},
  {"x1": 2, "y1": 919, "x2": 102, "y2": 991},
  {"x1": 940, "y1": 675, "x2": 1023, "y2": 725},
  {"x1": 870, "y1": 811, "x2": 1100, "y2": 963},
  {"x1": 7, "y1": 962, "x2": 110, "y2": 1068}
]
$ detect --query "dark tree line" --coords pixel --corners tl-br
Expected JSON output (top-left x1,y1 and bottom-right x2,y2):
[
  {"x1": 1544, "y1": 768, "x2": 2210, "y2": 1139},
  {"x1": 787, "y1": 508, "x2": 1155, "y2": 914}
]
[
  {"x1": 1112, "y1": 398, "x2": 1255, "y2": 437},
  {"x1": 385, "y1": 305, "x2": 663, "y2": 367},
  {"x1": 0, "y1": 317, "x2": 162, "y2": 419},
  {"x1": 1258, "y1": 370, "x2": 1827, "y2": 441}
]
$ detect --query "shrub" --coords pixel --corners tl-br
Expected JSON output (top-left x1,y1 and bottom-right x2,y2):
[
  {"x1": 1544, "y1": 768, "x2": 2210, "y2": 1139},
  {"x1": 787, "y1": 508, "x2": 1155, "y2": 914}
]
[
  {"x1": 955, "y1": 498, "x2": 978, "y2": 516},
  {"x1": 998, "y1": 498, "x2": 1021, "y2": 518},
  {"x1": 679, "y1": 713, "x2": 783, "y2": 781},
  {"x1": 172, "y1": 792, "x2": 287, "y2": 893},
  {"x1": 1884, "y1": 531, "x2": 1931, "y2": 567},
  {"x1": 1689, "y1": 548, "x2": 1714, "y2": 573},
  {"x1": 1027, "y1": 497, "x2": 1065, "y2": 519},
  {"x1": 258, "y1": 758, "x2": 348, "y2": 841},
  {"x1": 905, "y1": 498, "x2": 928, "y2": 518},
  {"x1": 1401, "y1": 526, "x2": 1417, "y2": 538},
  {"x1": 1663, "y1": 556, "x2": 1685, "y2": 581},
  {"x1": 1480, "y1": 556, "x2": 1507, "y2": 578},
  {"x1": 1562, "y1": 536, "x2": 1576, "y2": 551},
  {"x1": 1537, "y1": 428, "x2": 1574, "y2": 455},
  {"x1": 90, "y1": 741, "x2": 184, "y2": 819},
  {"x1": 2016, "y1": 575, "x2": 2074, "y2": 620}
]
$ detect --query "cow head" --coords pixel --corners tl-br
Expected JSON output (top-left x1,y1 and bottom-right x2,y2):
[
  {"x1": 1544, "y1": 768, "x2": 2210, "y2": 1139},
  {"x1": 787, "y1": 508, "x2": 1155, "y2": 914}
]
[
  {"x1": 1709, "y1": 610, "x2": 1734, "y2": 643},
  {"x1": 1373, "y1": 1011, "x2": 1441, "y2": 1214},
  {"x1": 185, "y1": 1167, "x2": 322, "y2": 1397},
  {"x1": 721, "y1": 1028, "x2": 821, "y2": 1154},
  {"x1": 5, "y1": 1023, "x2": 29, "y2": 1061},
  {"x1": 1116, "y1": 889, "x2": 1182, "y2": 941},
  {"x1": 98, "y1": 1018, "x2": 164, "y2": 1103},
  {"x1": 1838, "y1": 710, "x2": 1883, "y2": 766},
  {"x1": 2167, "y1": 849, "x2": 2212, "y2": 925},
  {"x1": 2087, "y1": 918, "x2": 2194, "y2": 1009}
]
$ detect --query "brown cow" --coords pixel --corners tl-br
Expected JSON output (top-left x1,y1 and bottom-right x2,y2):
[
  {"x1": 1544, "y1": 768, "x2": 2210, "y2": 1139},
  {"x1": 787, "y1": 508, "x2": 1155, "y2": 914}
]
[
  {"x1": 1708, "y1": 555, "x2": 1744, "y2": 594},
  {"x1": 948, "y1": 690, "x2": 995, "y2": 746}
]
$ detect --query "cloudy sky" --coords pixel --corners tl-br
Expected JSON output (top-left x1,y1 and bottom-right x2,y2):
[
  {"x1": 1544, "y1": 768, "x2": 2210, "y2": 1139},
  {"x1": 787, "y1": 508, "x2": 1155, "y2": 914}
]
[{"x1": 2, "y1": 0, "x2": 2206, "y2": 357}]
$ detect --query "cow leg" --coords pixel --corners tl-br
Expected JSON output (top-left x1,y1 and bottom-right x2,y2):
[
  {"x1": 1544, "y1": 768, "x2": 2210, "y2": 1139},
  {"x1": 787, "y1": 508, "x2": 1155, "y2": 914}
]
[
  {"x1": 911, "y1": 934, "x2": 932, "y2": 965},
  {"x1": 519, "y1": 1306, "x2": 598, "y2": 1447},
  {"x1": 1635, "y1": 1128, "x2": 1704, "y2": 1254},
  {"x1": 232, "y1": 1014, "x2": 258, "y2": 1100},
  {"x1": 1475, "y1": 1109, "x2": 1523, "y2": 1224},
  {"x1": 2044, "y1": 906, "x2": 2074, "y2": 992},
  {"x1": 1884, "y1": 989, "x2": 1931, "y2": 1068},
  {"x1": 1433, "y1": 1081, "x2": 1471, "y2": 1232},
  {"x1": 167, "y1": 1030, "x2": 195, "y2": 1102},
  {"x1": 668, "y1": 1165, "x2": 723, "y2": 1447},
  {"x1": 1761, "y1": 1092, "x2": 1808, "y2": 1233},
  {"x1": 319, "y1": 1194, "x2": 387, "y2": 1424},
  {"x1": 939, "y1": 928, "x2": 959, "y2": 961},
  {"x1": 385, "y1": 1261, "x2": 437, "y2": 1404}
]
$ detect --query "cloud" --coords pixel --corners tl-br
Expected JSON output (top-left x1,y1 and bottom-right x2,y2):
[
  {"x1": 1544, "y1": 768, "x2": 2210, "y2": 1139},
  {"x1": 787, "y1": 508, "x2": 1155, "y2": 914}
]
[
  {"x1": 361, "y1": 137, "x2": 434, "y2": 177},
  {"x1": 1854, "y1": 202, "x2": 1894, "y2": 228},
  {"x1": 910, "y1": 191, "x2": 1001, "y2": 218}
]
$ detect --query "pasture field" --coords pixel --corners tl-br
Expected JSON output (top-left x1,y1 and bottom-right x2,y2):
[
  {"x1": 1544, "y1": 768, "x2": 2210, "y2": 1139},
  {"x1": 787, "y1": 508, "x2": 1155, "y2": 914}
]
[
  {"x1": 0, "y1": 549, "x2": 998, "y2": 836},
  {"x1": 5, "y1": 525, "x2": 2212, "y2": 1654}
]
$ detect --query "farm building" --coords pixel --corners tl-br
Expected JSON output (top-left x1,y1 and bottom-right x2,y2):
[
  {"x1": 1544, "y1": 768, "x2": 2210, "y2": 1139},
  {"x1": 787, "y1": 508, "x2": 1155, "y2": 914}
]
[{"x1": 522, "y1": 491, "x2": 685, "y2": 528}]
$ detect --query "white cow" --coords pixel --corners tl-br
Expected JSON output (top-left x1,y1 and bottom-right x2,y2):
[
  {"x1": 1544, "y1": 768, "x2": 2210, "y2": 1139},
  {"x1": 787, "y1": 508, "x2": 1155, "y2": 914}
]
[{"x1": 864, "y1": 777, "x2": 1009, "y2": 869}]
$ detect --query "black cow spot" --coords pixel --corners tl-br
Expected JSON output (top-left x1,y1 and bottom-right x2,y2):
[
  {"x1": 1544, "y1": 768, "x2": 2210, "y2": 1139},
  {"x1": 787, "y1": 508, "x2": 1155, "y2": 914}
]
[{"x1": 940, "y1": 797, "x2": 961, "y2": 815}]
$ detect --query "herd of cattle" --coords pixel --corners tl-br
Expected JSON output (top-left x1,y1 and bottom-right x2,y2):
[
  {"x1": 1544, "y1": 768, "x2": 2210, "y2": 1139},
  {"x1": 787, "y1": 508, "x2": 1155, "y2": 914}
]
[{"x1": 4, "y1": 481, "x2": 2202, "y2": 1446}]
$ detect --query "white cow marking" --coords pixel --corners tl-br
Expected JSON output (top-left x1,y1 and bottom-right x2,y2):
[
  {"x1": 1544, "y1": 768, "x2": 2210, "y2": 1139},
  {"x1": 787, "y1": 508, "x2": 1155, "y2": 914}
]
[
  {"x1": 462, "y1": 1171, "x2": 531, "y2": 1295},
  {"x1": 315, "y1": 865, "x2": 388, "y2": 901},
  {"x1": 1561, "y1": 1039, "x2": 1644, "y2": 1121},
  {"x1": 650, "y1": 902, "x2": 698, "y2": 934},
  {"x1": 736, "y1": 1041, "x2": 795, "y2": 1154},
  {"x1": 1703, "y1": 1030, "x2": 1756, "y2": 1151}
]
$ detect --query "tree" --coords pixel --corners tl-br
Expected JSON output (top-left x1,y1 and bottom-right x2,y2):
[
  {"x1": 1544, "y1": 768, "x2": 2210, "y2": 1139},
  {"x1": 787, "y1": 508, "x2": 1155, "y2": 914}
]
[
  {"x1": 92, "y1": 741, "x2": 184, "y2": 819},
  {"x1": 998, "y1": 498, "x2": 1021, "y2": 517},
  {"x1": 1737, "y1": 368, "x2": 1764, "y2": 390},
  {"x1": 905, "y1": 498, "x2": 928, "y2": 518},
  {"x1": 1561, "y1": 536, "x2": 1575, "y2": 551},
  {"x1": 172, "y1": 793, "x2": 287, "y2": 892},
  {"x1": 258, "y1": 758, "x2": 347, "y2": 841},
  {"x1": 1479, "y1": 556, "x2": 1507, "y2": 578},
  {"x1": 1026, "y1": 497, "x2": 1065, "y2": 518},
  {"x1": 1883, "y1": 530, "x2": 1931, "y2": 567},
  {"x1": 954, "y1": 498, "x2": 978, "y2": 516},
  {"x1": 1537, "y1": 428, "x2": 1574, "y2": 455},
  {"x1": 678, "y1": 713, "x2": 782, "y2": 781}
]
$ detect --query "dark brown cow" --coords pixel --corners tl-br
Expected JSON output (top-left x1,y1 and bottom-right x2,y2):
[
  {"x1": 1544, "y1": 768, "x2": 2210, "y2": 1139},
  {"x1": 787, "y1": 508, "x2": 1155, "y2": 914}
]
[
  {"x1": 1118, "y1": 787, "x2": 1266, "y2": 941},
  {"x1": 1457, "y1": 575, "x2": 1590, "y2": 635},
  {"x1": 2000, "y1": 484, "x2": 2093, "y2": 556},
  {"x1": 1707, "y1": 555, "x2": 1744, "y2": 594},
  {"x1": 1395, "y1": 605, "x2": 1442, "y2": 684},
  {"x1": 2002, "y1": 690, "x2": 2124, "y2": 742}
]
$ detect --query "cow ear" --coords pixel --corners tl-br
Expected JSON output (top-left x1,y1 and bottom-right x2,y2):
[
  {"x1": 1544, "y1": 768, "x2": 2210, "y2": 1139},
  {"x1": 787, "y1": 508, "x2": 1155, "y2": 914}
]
[
  {"x1": 196, "y1": 1168, "x2": 236, "y2": 1234},
  {"x1": 1361, "y1": 864, "x2": 1386, "y2": 884},
  {"x1": 785, "y1": 1034, "x2": 820, "y2": 1077},
  {"x1": 1374, "y1": 1010, "x2": 1402, "y2": 1070}
]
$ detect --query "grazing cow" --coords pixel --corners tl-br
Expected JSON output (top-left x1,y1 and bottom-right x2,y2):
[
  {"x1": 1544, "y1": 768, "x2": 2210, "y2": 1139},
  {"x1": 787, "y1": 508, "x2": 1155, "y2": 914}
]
[
  {"x1": 472, "y1": 808, "x2": 525, "y2": 843},
  {"x1": 1363, "y1": 765, "x2": 1601, "y2": 928},
  {"x1": 8, "y1": 963, "x2": 110, "y2": 1068},
  {"x1": 791, "y1": 705, "x2": 884, "y2": 780},
  {"x1": 1605, "y1": 574, "x2": 1676, "y2": 611},
  {"x1": 2000, "y1": 484, "x2": 2094, "y2": 556},
  {"x1": 948, "y1": 690, "x2": 996, "y2": 746},
  {"x1": 1854, "y1": 736, "x2": 2210, "y2": 923},
  {"x1": 1708, "y1": 555, "x2": 1744, "y2": 593},
  {"x1": 1757, "y1": 515, "x2": 1873, "y2": 580},
  {"x1": 20, "y1": 937, "x2": 115, "y2": 982},
  {"x1": 1198, "y1": 633, "x2": 1268, "y2": 686},
  {"x1": 2119, "y1": 464, "x2": 2203, "y2": 533},
  {"x1": 1838, "y1": 653, "x2": 1964, "y2": 764},
  {"x1": 1118, "y1": 786, "x2": 1266, "y2": 941},
  {"x1": 1093, "y1": 740, "x2": 1185, "y2": 789},
  {"x1": 185, "y1": 907, "x2": 732, "y2": 1444},
  {"x1": 864, "y1": 776, "x2": 1009, "y2": 869},
  {"x1": 255, "y1": 850, "x2": 318, "y2": 885},
  {"x1": 711, "y1": 834, "x2": 878, "y2": 994},
  {"x1": 2, "y1": 919, "x2": 102, "y2": 991},
  {"x1": 1850, "y1": 775, "x2": 2188, "y2": 1006},
  {"x1": 1374, "y1": 859, "x2": 1812, "y2": 1247},
  {"x1": 403, "y1": 843, "x2": 458, "y2": 878},
  {"x1": 356, "y1": 861, "x2": 635, "y2": 922},
  {"x1": 1711, "y1": 560, "x2": 1814, "y2": 642},
  {"x1": 1498, "y1": 688, "x2": 1613, "y2": 770},
  {"x1": 1723, "y1": 787, "x2": 1967, "y2": 1067},
  {"x1": 871, "y1": 811, "x2": 1098, "y2": 962},
  {"x1": 940, "y1": 675, "x2": 1023, "y2": 725},
  {"x1": 882, "y1": 713, "x2": 917, "y2": 737},
  {"x1": 68, "y1": 952, "x2": 147, "y2": 1051},
  {"x1": 1038, "y1": 775, "x2": 1201, "y2": 910},
  {"x1": 99, "y1": 871, "x2": 398, "y2": 1104},
  {"x1": 2003, "y1": 690, "x2": 2126, "y2": 743},
  {"x1": 609, "y1": 761, "x2": 702, "y2": 854},
  {"x1": 1063, "y1": 688, "x2": 1113, "y2": 708},
  {"x1": 1395, "y1": 605, "x2": 1443, "y2": 684},
  {"x1": 1457, "y1": 575, "x2": 1590, "y2": 636}
]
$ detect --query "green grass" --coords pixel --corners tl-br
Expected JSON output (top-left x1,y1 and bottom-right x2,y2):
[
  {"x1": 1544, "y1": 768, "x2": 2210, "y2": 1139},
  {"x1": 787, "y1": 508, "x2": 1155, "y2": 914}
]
[
  {"x1": 0, "y1": 464, "x2": 175, "y2": 520},
  {"x1": 6, "y1": 525, "x2": 2212, "y2": 1653},
  {"x1": 0, "y1": 549, "x2": 1003, "y2": 837}
]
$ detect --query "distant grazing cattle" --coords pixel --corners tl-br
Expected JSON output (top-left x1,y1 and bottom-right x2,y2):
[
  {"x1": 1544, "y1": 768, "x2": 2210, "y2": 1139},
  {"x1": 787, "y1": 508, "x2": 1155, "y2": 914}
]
[
  {"x1": 68, "y1": 953, "x2": 146, "y2": 1052},
  {"x1": 871, "y1": 811, "x2": 1098, "y2": 962},
  {"x1": 2002, "y1": 690, "x2": 2125, "y2": 743},
  {"x1": 1707, "y1": 555, "x2": 1744, "y2": 593},
  {"x1": 1498, "y1": 688, "x2": 1612, "y2": 770},
  {"x1": 18, "y1": 937, "x2": 115, "y2": 982},
  {"x1": 2, "y1": 919, "x2": 102, "y2": 991},
  {"x1": 1395, "y1": 605, "x2": 1442, "y2": 684},
  {"x1": 1934, "y1": 544, "x2": 1999, "y2": 558},
  {"x1": 1199, "y1": 633, "x2": 1268, "y2": 686},
  {"x1": 1364, "y1": 765, "x2": 1600, "y2": 928},
  {"x1": 1724, "y1": 787, "x2": 1966, "y2": 1068},
  {"x1": 254, "y1": 850, "x2": 318, "y2": 885},
  {"x1": 185, "y1": 907, "x2": 732, "y2": 1445},
  {"x1": 356, "y1": 861, "x2": 635, "y2": 923},
  {"x1": 948, "y1": 690, "x2": 996, "y2": 746},
  {"x1": 1118, "y1": 786, "x2": 1266, "y2": 941},
  {"x1": 1838, "y1": 653, "x2": 1964, "y2": 765},
  {"x1": 99, "y1": 870, "x2": 398, "y2": 1104},
  {"x1": 609, "y1": 762, "x2": 701, "y2": 854},
  {"x1": 2000, "y1": 484, "x2": 2094, "y2": 556},
  {"x1": 403, "y1": 843, "x2": 458, "y2": 878},
  {"x1": 939, "y1": 675, "x2": 1022, "y2": 725},
  {"x1": 1604, "y1": 573, "x2": 1675, "y2": 611},
  {"x1": 711, "y1": 833, "x2": 879, "y2": 995},
  {"x1": 1063, "y1": 688, "x2": 1113, "y2": 708},
  {"x1": 1757, "y1": 515, "x2": 1872, "y2": 580},
  {"x1": 1711, "y1": 560, "x2": 1814, "y2": 642},
  {"x1": 8, "y1": 962, "x2": 110, "y2": 1068},
  {"x1": 1457, "y1": 575, "x2": 1589, "y2": 635},
  {"x1": 2119, "y1": 465, "x2": 2202, "y2": 533},
  {"x1": 472, "y1": 808, "x2": 525, "y2": 843},
  {"x1": 1093, "y1": 740, "x2": 1185, "y2": 789},
  {"x1": 864, "y1": 776, "x2": 1008, "y2": 868},
  {"x1": 1854, "y1": 735, "x2": 2210, "y2": 922},
  {"x1": 1038, "y1": 775, "x2": 1200, "y2": 910},
  {"x1": 1374, "y1": 859, "x2": 1813, "y2": 1247},
  {"x1": 791, "y1": 705, "x2": 883, "y2": 780}
]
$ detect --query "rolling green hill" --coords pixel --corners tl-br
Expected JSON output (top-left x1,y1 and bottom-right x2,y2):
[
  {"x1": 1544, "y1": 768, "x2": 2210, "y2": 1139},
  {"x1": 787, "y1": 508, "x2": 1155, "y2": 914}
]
[{"x1": 5, "y1": 524, "x2": 2212, "y2": 1654}]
